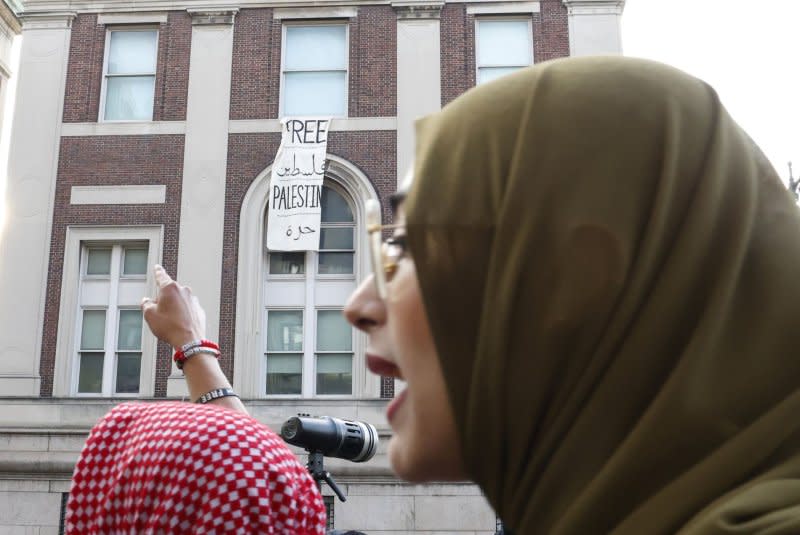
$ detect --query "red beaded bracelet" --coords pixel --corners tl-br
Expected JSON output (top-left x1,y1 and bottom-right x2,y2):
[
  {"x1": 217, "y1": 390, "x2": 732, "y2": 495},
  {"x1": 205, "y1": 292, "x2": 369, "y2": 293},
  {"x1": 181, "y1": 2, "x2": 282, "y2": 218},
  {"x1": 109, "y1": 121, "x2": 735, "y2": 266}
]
[{"x1": 173, "y1": 339, "x2": 220, "y2": 370}]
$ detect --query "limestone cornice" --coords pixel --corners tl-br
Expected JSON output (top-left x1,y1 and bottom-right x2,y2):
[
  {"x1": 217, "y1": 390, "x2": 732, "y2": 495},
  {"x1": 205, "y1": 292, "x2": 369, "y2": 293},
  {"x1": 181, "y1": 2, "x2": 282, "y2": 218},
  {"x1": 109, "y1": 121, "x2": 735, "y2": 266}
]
[
  {"x1": 562, "y1": 0, "x2": 624, "y2": 15},
  {"x1": 1, "y1": 0, "x2": 21, "y2": 34},
  {"x1": 20, "y1": 0, "x2": 389, "y2": 15},
  {"x1": 187, "y1": 6, "x2": 238, "y2": 24},
  {"x1": 20, "y1": 10, "x2": 75, "y2": 29},
  {"x1": 392, "y1": 0, "x2": 443, "y2": 19},
  {"x1": 17, "y1": 0, "x2": 501, "y2": 16}
]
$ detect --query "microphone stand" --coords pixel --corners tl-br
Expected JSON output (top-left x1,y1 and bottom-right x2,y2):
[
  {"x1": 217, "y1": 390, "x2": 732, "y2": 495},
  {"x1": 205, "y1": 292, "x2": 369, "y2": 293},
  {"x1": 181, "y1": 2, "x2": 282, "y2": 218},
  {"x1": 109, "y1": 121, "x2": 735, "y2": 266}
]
[{"x1": 306, "y1": 450, "x2": 347, "y2": 502}]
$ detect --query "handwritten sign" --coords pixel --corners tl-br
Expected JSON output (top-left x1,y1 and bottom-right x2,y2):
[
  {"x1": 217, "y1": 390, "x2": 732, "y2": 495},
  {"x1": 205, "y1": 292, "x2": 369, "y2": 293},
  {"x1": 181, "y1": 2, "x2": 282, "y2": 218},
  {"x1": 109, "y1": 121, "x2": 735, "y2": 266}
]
[{"x1": 266, "y1": 118, "x2": 330, "y2": 251}]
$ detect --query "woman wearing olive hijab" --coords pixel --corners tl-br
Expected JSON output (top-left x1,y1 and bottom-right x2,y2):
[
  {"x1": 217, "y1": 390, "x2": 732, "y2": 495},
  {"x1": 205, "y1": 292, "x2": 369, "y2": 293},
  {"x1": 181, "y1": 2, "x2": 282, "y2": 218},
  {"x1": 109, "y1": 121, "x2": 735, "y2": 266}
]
[{"x1": 345, "y1": 56, "x2": 800, "y2": 534}]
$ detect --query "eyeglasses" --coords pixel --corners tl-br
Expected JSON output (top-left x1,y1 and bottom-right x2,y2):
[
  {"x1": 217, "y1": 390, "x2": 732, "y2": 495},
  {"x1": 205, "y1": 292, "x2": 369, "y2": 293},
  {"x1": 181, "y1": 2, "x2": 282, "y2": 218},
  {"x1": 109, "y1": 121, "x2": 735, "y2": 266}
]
[{"x1": 366, "y1": 199, "x2": 407, "y2": 299}]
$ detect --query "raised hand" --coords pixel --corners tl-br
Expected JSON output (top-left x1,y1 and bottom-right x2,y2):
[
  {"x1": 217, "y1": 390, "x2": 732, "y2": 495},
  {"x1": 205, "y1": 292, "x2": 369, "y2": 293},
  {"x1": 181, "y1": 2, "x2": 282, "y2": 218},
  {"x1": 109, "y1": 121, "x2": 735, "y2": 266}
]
[{"x1": 140, "y1": 265, "x2": 207, "y2": 349}]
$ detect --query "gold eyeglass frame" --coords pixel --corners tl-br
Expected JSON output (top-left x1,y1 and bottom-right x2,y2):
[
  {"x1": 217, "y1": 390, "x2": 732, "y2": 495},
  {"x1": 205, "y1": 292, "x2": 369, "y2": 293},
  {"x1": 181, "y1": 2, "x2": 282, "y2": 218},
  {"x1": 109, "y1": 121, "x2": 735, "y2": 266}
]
[{"x1": 365, "y1": 199, "x2": 405, "y2": 299}]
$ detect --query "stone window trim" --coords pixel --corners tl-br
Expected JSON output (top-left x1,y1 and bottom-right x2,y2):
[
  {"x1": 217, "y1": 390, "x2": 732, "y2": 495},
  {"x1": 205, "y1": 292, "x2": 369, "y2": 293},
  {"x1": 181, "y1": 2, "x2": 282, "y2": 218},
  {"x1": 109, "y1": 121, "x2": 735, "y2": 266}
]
[
  {"x1": 234, "y1": 155, "x2": 380, "y2": 399},
  {"x1": 466, "y1": 1, "x2": 540, "y2": 15},
  {"x1": 98, "y1": 25, "x2": 159, "y2": 123},
  {"x1": 96, "y1": 13, "x2": 168, "y2": 25},
  {"x1": 279, "y1": 21, "x2": 350, "y2": 119},
  {"x1": 273, "y1": 7, "x2": 357, "y2": 20},
  {"x1": 53, "y1": 225, "x2": 163, "y2": 397},
  {"x1": 70, "y1": 185, "x2": 167, "y2": 205},
  {"x1": 562, "y1": 0, "x2": 625, "y2": 16}
]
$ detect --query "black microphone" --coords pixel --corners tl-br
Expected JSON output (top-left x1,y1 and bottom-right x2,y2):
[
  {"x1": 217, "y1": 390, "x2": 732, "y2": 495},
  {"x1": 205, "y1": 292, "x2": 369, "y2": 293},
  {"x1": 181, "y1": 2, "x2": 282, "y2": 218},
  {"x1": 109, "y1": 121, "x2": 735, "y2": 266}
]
[{"x1": 280, "y1": 414, "x2": 378, "y2": 462}]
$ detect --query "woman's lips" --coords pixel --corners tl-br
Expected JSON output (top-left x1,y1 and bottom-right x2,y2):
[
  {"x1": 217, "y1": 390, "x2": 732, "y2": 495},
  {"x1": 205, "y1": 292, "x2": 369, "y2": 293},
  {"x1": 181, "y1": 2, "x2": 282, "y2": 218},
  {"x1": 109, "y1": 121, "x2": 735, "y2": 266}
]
[
  {"x1": 365, "y1": 354, "x2": 406, "y2": 423},
  {"x1": 386, "y1": 387, "x2": 408, "y2": 423},
  {"x1": 366, "y1": 353, "x2": 400, "y2": 378}
]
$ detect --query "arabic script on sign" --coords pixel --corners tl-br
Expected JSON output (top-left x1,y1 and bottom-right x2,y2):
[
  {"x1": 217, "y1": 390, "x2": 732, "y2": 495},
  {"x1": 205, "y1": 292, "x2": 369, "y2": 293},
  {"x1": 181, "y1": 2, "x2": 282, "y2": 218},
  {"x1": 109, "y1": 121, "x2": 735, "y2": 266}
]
[{"x1": 266, "y1": 118, "x2": 331, "y2": 251}]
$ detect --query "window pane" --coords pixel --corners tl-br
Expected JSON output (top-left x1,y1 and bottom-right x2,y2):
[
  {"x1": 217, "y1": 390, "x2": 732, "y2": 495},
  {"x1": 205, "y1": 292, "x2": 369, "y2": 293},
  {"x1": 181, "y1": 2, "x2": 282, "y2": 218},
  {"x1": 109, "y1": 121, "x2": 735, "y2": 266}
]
[
  {"x1": 81, "y1": 310, "x2": 106, "y2": 350},
  {"x1": 321, "y1": 187, "x2": 354, "y2": 222},
  {"x1": 78, "y1": 353, "x2": 104, "y2": 393},
  {"x1": 284, "y1": 71, "x2": 346, "y2": 116},
  {"x1": 478, "y1": 66, "x2": 525, "y2": 85},
  {"x1": 267, "y1": 353, "x2": 303, "y2": 373},
  {"x1": 269, "y1": 252, "x2": 306, "y2": 274},
  {"x1": 477, "y1": 20, "x2": 532, "y2": 67},
  {"x1": 86, "y1": 248, "x2": 111, "y2": 275},
  {"x1": 267, "y1": 311, "x2": 303, "y2": 351},
  {"x1": 317, "y1": 310, "x2": 351, "y2": 351},
  {"x1": 267, "y1": 354, "x2": 302, "y2": 395},
  {"x1": 108, "y1": 30, "x2": 158, "y2": 74},
  {"x1": 123, "y1": 247, "x2": 148, "y2": 275},
  {"x1": 118, "y1": 310, "x2": 143, "y2": 350},
  {"x1": 115, "y1": 353, "x2": 141, "y2": 394},
  {"x1": 316, "y1": 353, "x2": 351, "y2": 372},
  {"x1": 316, "y1": 354, "x2": 352, "y2": 395},
  {"x1": 285, "y1": 26, "x2": 347, "y2": 71},
  {"x1": 318, "y1": 252, "x2": 353, "y2": 274},
  {"x1": 320, "y1": 228, "x2": 353, "y2": 250},
  {"x1": 104, "y1": 76, "x2": 155, "y2": 121}
]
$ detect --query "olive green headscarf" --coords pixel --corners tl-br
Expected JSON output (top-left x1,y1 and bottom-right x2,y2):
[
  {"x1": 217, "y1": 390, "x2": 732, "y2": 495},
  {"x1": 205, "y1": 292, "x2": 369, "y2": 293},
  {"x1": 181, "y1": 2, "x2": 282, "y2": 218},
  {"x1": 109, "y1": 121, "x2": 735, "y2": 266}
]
[{"x1": 405, "y1": 56, "x2": 800, "y2": 534}]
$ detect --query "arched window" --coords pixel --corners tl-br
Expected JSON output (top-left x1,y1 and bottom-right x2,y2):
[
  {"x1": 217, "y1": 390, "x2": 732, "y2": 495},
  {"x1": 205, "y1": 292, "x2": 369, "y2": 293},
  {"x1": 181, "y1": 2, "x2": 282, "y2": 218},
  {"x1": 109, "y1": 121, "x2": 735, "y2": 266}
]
[
  {"x1": 263, "y1": 184, "x2": 357, "y2": 397},
  {"x1": 234, "y1": 155, "x2": 380, "y2": 399}
]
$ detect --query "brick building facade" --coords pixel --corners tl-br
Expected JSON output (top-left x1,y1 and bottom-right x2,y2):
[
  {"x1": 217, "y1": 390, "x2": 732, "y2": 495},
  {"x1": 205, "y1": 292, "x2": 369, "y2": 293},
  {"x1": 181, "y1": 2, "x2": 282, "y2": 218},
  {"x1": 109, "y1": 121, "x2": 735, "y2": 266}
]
[{"x1": 0, "y1": 0, "x2": 624, "y2": 531}]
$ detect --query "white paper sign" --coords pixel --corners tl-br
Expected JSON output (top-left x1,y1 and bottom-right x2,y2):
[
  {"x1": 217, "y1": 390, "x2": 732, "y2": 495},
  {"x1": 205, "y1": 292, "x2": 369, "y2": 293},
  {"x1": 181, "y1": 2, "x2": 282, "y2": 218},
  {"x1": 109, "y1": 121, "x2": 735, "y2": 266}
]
[{"x1": 266, "y1": 117, "x2": 331, "y2": 251}]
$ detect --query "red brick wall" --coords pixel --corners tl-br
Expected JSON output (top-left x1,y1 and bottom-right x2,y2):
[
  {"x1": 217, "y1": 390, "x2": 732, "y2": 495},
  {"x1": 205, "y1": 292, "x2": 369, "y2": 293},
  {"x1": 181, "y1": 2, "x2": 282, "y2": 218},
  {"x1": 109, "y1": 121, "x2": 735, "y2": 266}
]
[
  {"x1": 62, "y1": 12, "x2": 191, "y2": 123},
  {"x1": 348, "y1": 6, "x2": 396, "y2": 117},
  {"x1": 219, "y1": 131, "x2": 397, "y2": 392},
  {"x1": 40, "y1": 136, "x2": 185, "y2": 397},
  {"x1": 441, "y1": 4, "x2": 475, "y2": 107},
  {"x1": 230, "y1": 8, "x2": 279, "y2": 120},
  {"x1": 219, "y1": 132, "x2": 281, "y2": 380},
  {"x1": 154, "y1": 12, "x2": 192, "y2": 121},
  {"x1": 440, "y1": 0, "x2": 570, "y2": 107},
  {"x1": 535, "y1": 0, "x2": 571, "y2": 62},
  {"x1": 229, "y1": 7, "x2": 396, "y2": 120},
  {"x1": 63, "y1": 14, "x2": 105, "y2": 122}
]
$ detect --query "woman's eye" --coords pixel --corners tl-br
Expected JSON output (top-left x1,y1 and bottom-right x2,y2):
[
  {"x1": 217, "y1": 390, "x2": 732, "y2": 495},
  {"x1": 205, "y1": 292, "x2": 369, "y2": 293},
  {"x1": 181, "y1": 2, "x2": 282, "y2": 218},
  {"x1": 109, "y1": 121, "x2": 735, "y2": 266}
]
[{"x1": 387, "y1": 236, "x2": 407, "y2": 254}]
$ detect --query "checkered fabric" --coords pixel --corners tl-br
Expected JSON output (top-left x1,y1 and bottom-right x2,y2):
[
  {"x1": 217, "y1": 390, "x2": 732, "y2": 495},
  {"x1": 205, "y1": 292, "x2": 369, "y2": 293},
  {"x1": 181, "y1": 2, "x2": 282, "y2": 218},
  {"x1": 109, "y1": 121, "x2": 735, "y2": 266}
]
[{"x1": 65, "y1": 402, "x2": 326, "y2": 534}]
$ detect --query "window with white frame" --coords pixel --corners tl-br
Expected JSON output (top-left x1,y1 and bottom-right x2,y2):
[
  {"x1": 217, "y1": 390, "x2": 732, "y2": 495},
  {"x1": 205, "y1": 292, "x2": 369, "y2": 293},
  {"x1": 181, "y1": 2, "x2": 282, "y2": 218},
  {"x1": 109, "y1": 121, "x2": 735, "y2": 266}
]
[
  {"x1": 101, "y1": 28, "x2": 158, "y2": 121},
  {"x1": 264, "y1": 185, "x2": 356, "y2": 397},
  {"x1": 315, "y1": 309, "x2": 353, "y2": 394},
  {"x1": 281, "y1": 24, "x2": 348, "y2": 117},
  {"x1": 75, "y1": 243, "x2": 148, "y2": 395},
  {"x1": 476, "y1": 19, "x2": 533, "y2": 85}
]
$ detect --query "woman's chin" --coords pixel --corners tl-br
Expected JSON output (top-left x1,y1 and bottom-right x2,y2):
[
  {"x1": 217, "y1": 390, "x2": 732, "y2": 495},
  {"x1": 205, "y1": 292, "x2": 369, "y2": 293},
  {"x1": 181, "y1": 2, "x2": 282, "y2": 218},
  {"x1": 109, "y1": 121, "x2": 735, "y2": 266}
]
[
  {"x1": 388, "y1": 435, "x2": 431, "y2": 483},
  {"x1": 388, "y1": 435, "x2": 463, "y2": 483}
]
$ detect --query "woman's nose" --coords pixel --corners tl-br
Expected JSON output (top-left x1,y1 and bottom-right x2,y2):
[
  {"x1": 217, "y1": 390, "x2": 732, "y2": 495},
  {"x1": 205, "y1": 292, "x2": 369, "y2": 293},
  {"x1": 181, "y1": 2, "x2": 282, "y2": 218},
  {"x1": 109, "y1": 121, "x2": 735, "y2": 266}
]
[{"x1": 344, "y1": 274, "x2": 386, "y2": 331}]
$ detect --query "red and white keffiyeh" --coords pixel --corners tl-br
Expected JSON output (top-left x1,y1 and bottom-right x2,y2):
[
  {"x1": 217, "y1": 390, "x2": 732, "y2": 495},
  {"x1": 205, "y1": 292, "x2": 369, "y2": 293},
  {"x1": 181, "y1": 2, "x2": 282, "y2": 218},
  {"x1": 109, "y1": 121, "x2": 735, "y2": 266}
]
[{"x1": 66, "y1": 402, "x2": 326, "y2": 534}]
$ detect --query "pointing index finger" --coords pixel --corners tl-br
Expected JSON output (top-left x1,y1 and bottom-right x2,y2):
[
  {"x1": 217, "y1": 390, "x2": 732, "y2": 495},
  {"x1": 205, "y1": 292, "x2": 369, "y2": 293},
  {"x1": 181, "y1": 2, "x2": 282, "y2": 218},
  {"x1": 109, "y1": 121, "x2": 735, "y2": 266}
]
[{"x1": 154, "y1": 264, "x2": 173, "y2": 289}]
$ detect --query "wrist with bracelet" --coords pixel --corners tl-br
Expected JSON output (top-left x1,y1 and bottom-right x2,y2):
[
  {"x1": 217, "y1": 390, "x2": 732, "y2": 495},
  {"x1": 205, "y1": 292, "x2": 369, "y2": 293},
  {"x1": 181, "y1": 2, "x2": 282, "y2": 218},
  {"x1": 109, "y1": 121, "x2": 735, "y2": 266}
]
[
  {"x1": 194, "y1": 387, "x2": 239, "y2": 404},
  {"x1": 173, "y1": 339, "x2": 241, "y2": 404},
  {"x1": 173, "y1": 339, "x2": 220, "y2": 370}
]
